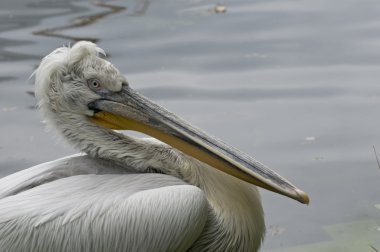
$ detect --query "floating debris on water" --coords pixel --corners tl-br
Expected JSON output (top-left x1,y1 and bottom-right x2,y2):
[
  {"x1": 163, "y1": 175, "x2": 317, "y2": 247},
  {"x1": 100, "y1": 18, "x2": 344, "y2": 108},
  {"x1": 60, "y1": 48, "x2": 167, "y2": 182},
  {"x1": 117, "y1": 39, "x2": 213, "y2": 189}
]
[
  {"x1": 179, "y1": 3, "x2": 227, "y2": 17},
  {"x1": 305, "y1": 136, "x2": 317, "y2": 141},
  {"x1": 2, "y1": 107, "x2": 17, "y2": 112},
  {"x1": 214, "y1": 3, "x2": 227, "y2": 13},
  {"x1": 244, "y1": 52, "x2": 268, "y2": 59}
]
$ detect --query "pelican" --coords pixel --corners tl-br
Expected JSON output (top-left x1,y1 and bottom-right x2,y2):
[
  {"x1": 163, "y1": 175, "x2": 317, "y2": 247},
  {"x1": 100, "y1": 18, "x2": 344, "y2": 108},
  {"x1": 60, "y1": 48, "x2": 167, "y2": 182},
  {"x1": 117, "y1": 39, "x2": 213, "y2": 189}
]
[{"x1": 0, "y1": 41, "x2": 309, "y2": 252}]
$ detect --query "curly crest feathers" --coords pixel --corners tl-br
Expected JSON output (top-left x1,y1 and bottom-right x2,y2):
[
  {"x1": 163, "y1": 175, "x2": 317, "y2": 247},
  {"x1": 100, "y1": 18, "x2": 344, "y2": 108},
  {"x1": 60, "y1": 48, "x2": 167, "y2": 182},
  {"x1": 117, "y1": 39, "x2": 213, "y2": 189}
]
[
  {"x1": 34, "y1": 41, "x2": 105, "y2": 105},
  {"x1": 67, "y1": 41, "x2": 106, "y2": 68},
  {"x1": 33, "y1": 41, "x2": 106, "y2": 114}
]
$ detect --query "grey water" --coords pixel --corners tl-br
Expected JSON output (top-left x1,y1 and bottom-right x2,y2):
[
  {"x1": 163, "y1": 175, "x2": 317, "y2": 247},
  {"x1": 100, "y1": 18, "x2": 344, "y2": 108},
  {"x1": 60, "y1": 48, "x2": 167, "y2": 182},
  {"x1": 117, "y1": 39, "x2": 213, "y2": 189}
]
[{"x1": 0, "y1": 0, "x2": 379, "y2": 251}]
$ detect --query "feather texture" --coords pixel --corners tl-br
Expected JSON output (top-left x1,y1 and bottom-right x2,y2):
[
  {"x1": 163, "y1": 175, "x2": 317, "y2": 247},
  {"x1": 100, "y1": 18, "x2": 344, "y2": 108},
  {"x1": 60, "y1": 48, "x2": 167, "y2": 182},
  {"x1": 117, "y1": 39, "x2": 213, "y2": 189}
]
[{"x1": 0, "y1": 158, "x2": 208, "y2": 252}]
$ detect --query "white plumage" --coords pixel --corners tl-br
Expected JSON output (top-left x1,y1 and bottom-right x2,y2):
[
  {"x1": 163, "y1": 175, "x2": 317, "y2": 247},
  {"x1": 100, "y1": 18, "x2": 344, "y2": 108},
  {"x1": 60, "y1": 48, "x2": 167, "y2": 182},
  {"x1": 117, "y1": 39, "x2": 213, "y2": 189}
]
[{"x1": 0, "y1": 41, "x2": 308, "y2": 252}]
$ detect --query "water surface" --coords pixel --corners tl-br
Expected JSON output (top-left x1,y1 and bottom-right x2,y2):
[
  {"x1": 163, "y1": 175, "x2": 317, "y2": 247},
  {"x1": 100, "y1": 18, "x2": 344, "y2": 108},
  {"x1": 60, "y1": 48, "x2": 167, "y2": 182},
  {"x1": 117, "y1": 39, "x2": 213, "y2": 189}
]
[{"x1": 0, "y1": 0, "x2": 380, "y2": 250}]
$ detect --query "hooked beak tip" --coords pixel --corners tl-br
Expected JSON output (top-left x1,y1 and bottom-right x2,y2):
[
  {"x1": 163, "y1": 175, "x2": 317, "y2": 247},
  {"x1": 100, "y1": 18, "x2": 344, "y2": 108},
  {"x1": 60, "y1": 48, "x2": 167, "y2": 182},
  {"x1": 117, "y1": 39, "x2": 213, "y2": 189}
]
[{"x1": 296, "y1": 189, "x2": 310, "y2": 205}]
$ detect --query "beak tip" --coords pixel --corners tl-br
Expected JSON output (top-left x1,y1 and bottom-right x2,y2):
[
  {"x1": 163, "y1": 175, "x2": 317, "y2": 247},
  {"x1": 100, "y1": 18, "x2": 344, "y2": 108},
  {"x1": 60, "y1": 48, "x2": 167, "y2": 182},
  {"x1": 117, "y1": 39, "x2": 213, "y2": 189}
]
[{"x1": 296, "y1": 189, "x2": 310, "y2": 205}]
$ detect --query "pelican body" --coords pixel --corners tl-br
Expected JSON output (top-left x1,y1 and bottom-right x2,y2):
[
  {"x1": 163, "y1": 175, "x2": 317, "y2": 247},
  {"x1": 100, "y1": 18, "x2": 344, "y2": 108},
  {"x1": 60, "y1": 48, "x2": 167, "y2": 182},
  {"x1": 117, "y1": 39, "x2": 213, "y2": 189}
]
[{"x1": 0, "y1": 41, "x2": 308, "y2": 252}]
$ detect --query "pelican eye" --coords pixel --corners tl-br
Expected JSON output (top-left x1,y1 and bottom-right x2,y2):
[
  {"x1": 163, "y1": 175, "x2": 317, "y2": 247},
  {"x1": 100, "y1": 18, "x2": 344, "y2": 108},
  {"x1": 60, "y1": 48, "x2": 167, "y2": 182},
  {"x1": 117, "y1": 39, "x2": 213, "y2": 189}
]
[{"x1": 87, "y1": 78, "x2": 101, "y2": 90}]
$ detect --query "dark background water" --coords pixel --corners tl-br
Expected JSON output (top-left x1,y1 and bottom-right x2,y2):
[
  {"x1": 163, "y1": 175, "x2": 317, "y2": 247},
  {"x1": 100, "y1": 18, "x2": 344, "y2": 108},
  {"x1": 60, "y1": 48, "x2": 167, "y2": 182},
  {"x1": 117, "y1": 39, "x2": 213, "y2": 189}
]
[{"x1": 0, "y1": 0, "x2": 379, "y2": 251}]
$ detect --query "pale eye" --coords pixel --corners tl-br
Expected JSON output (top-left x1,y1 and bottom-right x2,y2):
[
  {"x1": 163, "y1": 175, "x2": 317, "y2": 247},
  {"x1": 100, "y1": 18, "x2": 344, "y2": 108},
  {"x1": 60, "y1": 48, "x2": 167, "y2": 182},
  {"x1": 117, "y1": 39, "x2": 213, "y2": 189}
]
[{"x1": 87, "y1": 79, "x2": 101, "y2": 90}]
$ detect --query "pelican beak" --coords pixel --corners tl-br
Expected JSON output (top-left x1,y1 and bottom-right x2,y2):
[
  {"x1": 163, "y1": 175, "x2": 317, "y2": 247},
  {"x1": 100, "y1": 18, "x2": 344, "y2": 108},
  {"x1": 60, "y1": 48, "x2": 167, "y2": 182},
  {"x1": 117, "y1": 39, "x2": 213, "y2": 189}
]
[{"x1": 88, "y1": 84, "x2": 309, "y2": 204}]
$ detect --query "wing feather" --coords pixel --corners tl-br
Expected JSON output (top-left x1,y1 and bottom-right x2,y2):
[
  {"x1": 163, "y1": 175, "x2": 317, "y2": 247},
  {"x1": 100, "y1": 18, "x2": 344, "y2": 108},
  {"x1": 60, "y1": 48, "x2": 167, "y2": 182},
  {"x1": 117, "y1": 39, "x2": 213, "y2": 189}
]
[
  {"x1": 0, "y1": 154, "x2": 129, "y2": 199},
  {"x1": 0, "y1": 156, "x2": 208, "y2": 252}
]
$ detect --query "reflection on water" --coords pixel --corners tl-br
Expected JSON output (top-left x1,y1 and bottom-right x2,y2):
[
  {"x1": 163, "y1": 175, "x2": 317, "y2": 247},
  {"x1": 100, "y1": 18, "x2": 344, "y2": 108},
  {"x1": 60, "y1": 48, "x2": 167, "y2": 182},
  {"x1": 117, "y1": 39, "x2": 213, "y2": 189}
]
[
  {"x1": 0, "y1": 0, "x2": 380, "y2": 251},
  {"x1": 33, "y1": 3, "x2": 126, "y2": 42}
]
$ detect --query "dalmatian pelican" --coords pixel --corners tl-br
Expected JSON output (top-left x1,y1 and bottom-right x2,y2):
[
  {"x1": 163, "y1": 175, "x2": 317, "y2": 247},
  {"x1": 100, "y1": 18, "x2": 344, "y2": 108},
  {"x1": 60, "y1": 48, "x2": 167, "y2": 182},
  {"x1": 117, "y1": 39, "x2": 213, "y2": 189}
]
[{"x1": 0, "y1": 41, "x2": 309, "y2": 252}]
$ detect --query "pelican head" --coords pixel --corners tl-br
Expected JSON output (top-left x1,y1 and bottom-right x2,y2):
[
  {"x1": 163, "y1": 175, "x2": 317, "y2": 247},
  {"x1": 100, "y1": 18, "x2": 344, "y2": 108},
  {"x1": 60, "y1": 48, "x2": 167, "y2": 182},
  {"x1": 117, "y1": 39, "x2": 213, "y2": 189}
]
[
  {"x1": 34, "y1": 41, "x2": 308, "y2": 205},
  {"x1": 35, "y1": 42, "x2": 125, "y2": 119}
]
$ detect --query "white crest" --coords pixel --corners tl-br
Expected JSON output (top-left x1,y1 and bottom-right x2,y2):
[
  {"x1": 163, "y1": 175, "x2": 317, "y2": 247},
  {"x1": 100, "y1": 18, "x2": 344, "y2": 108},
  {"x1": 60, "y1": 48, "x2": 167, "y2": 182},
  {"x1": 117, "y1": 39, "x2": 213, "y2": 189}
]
[{"x1": 34, "y1": 41, "x2": 106, "y2": 108}]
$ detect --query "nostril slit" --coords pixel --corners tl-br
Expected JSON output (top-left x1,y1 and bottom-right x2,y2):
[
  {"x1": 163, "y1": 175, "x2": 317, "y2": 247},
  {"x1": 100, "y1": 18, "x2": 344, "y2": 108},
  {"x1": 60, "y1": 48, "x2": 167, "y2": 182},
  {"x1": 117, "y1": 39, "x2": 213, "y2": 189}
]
[{"x1": 88, "y1": 102, "x2": 100, "y2": 113}]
